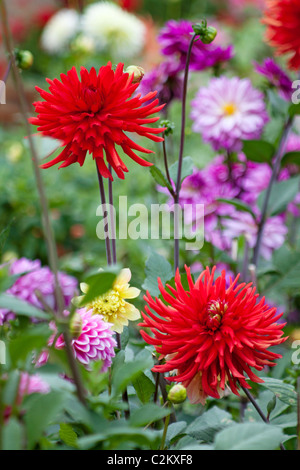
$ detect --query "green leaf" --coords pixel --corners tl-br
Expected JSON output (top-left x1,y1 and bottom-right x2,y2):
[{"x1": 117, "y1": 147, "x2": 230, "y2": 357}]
[
  {"x1": 186, "y1": 406, "x2": 233, "y2": 443},
  {"x1": 257, "y1": 175, "x2": 300, "y2": 216},
  {"x1": 242, "y1": 139, "x2": 275, "y2": 163},
  {"x1": 264, "y1": 245, "x2": 300, "y2": 293},
  {"x1": 0, "y1": 293, "x2": 49, "y2": 320},
  {"x1": 130, "y1": 404, "x2": 171, "y2": 427},
  {"x1": 267, "y1": 395, "x2": 277, "y2": 418},
  {"x1": 142, "y1": 251, "x2": 173, "y2": 296},
  {"x1": 214, "y1": 422, "x2": 284, "y2": 450},
  {"x1": 112, "y1": 357, "x2": 153, "y2": 394},
  {"x1": 24, "y1": 391, "x2": 66, "y2": 449},
  {"x1": 2, "y1": 418, "x2": 23, "y2": 450},
  {"x1": 259, "y1": 378, "x2": 297, "y2": 407},
  {"x1": 289, "y1": 103, "x2": 300, "y2": 117},
  {"x1": 169, "y1": 156, "x2": 194, "y2": 184},
  {"x1": 59, "y1": 423, "x2": 78, "y2": 448},
  {"x1": 9, "y1": 323, "x2": 51, "y2": 367},
  {"x1": 216, "y1": 198, "x2": 257, "y2": 220},
  {"x1": 79, "y1": 271, "x2": 116, "y2": 306},
  {"x1": 166, "y1": 421, "x2": 187, "y2": 446},
  {"x1": 281, "y1": 151, "x2": 300, "y2": 167},
  {"x1": 132, "y1": 372, "x2": 155, "y2": 404},
  {"x1": 2, "y1": 370, "x2": 20, "y2": 406},
  {"x1": 149, "y1": 166, "x2": 173, "y2": 193}
]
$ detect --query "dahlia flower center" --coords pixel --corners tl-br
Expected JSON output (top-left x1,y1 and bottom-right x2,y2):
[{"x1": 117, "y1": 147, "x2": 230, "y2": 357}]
[
  {"x1": 83, "y1": 85, "x2": 102, "y2": 112},
  {"x1": 206, "y1": 299, "x2": 228, "y2": 330},
  {"x1": 222, "y1": 102, "x2": 237, "y2": 116},
  {"x1": 88, "y1": 289, "x2": 126, "y2": 322}
]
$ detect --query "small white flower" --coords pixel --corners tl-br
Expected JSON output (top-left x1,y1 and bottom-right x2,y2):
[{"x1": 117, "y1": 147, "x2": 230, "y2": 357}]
[
  {"x1": 81, "y1": 2, "x2": 146, "y2": 59},
  {"x1": 41, "y1": 9, "x2": 80, "y2": 55}
]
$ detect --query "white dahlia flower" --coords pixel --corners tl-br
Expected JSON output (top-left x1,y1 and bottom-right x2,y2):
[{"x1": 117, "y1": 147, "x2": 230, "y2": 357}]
[
  {"x1": 81, "y1": 2, "x2": 146, "y2": 59},
  {"x1": 41, "y1": 9, "x2": 80, "y2": 55}
]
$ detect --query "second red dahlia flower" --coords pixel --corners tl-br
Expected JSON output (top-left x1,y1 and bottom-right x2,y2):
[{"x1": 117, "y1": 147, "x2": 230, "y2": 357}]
[
  {"x1": 140, "y1": 266, "x2": 287, "y2": 405},
  {"x1": 30, "y1": 62, "x2": 164, "y2": 180},
  {"x1": 263, "y1": 0, "x2": 300, "y2": 70}
]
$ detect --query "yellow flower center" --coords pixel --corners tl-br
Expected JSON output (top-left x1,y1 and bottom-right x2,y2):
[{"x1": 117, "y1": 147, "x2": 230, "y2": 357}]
[
  {"x1": 88, "y1": 289, "x2": 126, "y2": 323},
  {"x1": 222, "y1": 102, "x2": 237, "y2": 116}
]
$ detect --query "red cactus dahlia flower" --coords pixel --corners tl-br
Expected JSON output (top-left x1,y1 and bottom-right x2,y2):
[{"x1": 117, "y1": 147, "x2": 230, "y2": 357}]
[
  {"x1": 140, "y1": 266, "x2": 287, "y2": 405},
  {"x1": 30, "y1": 62, "x2": 164, "y2": 180},
  {"x1": 263, "y1": 0, "x2": 300, "y2": 70}
]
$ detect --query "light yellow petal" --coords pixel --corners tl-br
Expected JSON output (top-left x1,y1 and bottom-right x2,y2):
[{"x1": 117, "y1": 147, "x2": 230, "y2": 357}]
[
  {"x1": 124, "y1": 303, "x2": 140, "y2": 321},
  {"x1": 114, "y1": 268, "x2": 131, "y2": 287},
  {"x1": 80, "y1": 282, "x2": 89, "y2": 294},
  {"x1": 122, "y1": 286, "x2": 141, "y2": 300}
]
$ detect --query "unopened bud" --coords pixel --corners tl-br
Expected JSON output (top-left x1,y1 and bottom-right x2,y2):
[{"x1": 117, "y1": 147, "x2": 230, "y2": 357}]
[
  {"x1": 70, "y1": 312, "x2": 83, "y2": 338},
  {"x1": 125, "y1": 65, "x2": 145, "y2": 84},
  {"x1": 192, "y1": 21, "x2": 217, "y2": 44},
  {"x1": 15, "y1": 50, "x2": 34, "y2": 70},
  {"x1": 167, "y1": 384, "x2": 187, "y2": 404},
  {"x1": 160, "y1": 119, "x2": 175, "y2": 136}
]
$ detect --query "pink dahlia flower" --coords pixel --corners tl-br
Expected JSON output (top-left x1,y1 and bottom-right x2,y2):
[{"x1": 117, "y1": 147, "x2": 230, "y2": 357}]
[
  {"x1": 44, "y1": 309, "x2": 117, "y2": 371},
  {"x1": 190, "y1": 76, "x2": 269, "y2": 152},
  {"x1": 18, "y1": 372, "x2": 50, "y2": 402}
]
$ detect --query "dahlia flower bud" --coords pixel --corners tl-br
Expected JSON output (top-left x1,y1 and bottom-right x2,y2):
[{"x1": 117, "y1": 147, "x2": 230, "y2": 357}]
[
  {"x1": 168, "y1": 384, "x2": 187, "y2": 404},
  {"x1": 160, "y1": 120, "x2": 175, "y2": 136},
  {"x1": 70, "y1": 312, "x2": 83, "y2": 338},
  {"x1": 192, "y1": 21, "x2": 217, "y2": 44},
  {"x1": 15, "y1": 49, "x2": 34, "y2": 70},
  {"x1": 125, "y1": 65, "x2": 145, "y2": 84}
]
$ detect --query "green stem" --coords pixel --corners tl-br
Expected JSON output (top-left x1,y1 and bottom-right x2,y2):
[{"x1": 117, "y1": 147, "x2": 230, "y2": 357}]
[
  {"x1": 160, "y1": 403, "x2": 171, "y2": 450},
  {"x1": 0, "y1": 0, "x2": 86, "y2": 406}
]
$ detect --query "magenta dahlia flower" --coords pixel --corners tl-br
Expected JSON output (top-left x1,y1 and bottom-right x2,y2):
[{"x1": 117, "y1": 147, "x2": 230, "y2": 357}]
[
  {"x1": 190, "y1": 76, "x2": 269, "y2": 152},
  {"x1": 158, "y1": 20, "x2": 233, "y2": 72},
  {"x1": 0, "y1": 258, "x2": 78, "y2": 325},
  {"x1": 255, "y1": 58, "x2": 293, "y2": 101}
]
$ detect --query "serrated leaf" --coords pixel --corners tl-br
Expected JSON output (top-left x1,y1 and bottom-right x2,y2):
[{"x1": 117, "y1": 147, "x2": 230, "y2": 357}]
[
  {"x1": 59, "y1": 423, "x2": 78, "y2": 448},
  {"x1": 142, "y1": 251, "x2": 173, "y2": 296},
  {"x1": 132, "y1": 372, "x2": 155, "y2": 404},
  {"x1": 166, "y1": 421, "x2": 187, "y2": 446},
  {"x1": 259, "y1": 378, "x2": 297, "y2": 407},
  {"x1": 150, "y1": 165, "x2": 173, "y2": 193},
  {"x1": 130, "y1": 404, "x2": 171, "y2": 427},
  {"x1": 186, "y1": 406, "x2": 233, "y2": 443},
  {"x1": 214, "y1": 422, "x2": 284, "y2": 450},
  {"x1": 169, "y1": 156, "x2": 194, "y2": 184}
]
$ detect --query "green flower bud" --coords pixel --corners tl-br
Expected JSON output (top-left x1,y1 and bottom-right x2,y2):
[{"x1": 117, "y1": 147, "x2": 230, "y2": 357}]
[
  {"x1": 192, "y1": 21, "x2": 217, "y2": 44},
  {"x1": 125, "y1": 65, "x2": 145, "y2": 84},
  {"x1": 70, "y1": 312, "x2": 83, "y2": 339},
  {"x1": 15, "y1": 50, "x2": 34, "y2": 70},
  {"x1": 167, "y1": 384, "x2": 187, "y2": 404},
  {"x1": 160, "y1": 119, "x2": 175, "y2": 136}
]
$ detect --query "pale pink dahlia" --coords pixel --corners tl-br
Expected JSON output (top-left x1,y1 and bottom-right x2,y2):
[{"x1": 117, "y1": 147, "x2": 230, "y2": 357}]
[
  {"x1": 18, "y1": 372, "x2": 50, "y2": 402},
  {"x1": 191, "y1": 76, "x2": 269, "y2": 152}
]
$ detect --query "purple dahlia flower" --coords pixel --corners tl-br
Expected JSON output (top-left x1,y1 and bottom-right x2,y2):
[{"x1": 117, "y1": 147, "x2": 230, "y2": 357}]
[
  {"x1": 0, "y1": 257, "x2": 78, "y2": 324},
  {"x1": 255, "y1": 58, "x2": 293, "y2": 101},
  {"x1": 190, "y1": 76, "x2": 269, "y2": 152},
  {"x1": 158, "y1": 20, "x2": 233, "y2": 72}
]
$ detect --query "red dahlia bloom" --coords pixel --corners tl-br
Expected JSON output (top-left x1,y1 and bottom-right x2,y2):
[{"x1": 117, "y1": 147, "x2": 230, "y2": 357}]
[
  {"x1": 30, "y1": 62, "x2": 164, "y2": 180},
  {"x1": 140, "y1": 266, "x2": 287, "y2": 404},
  {"x1": 263, "y1": 0, "x2": 300, "y2": 70}
]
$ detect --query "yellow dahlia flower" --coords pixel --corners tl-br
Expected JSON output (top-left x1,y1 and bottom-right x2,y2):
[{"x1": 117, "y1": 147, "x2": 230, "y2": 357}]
[{"x1": 80, "y1": 268, "x2": 140, "y2": 333}]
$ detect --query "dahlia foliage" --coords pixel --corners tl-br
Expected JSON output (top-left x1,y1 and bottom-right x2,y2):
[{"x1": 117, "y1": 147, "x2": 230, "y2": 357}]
[
  {"x1": 30, "y1": 62, "x2": 164, "y2": 180},
  {"x1": 140, "y1": 267, "x2": 287, "y2": 404}
]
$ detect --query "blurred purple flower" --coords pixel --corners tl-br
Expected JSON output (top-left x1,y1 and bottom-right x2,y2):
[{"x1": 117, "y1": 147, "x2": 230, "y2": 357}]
[
  {"x1": 158, "y1": 20, "x2": 233, "y2": 72},
  {"x1": 0, "y1": 258, "x2": 78, "y2": 324},
  {"x1": 191, "y1": 76, "x2": 269, "y2": 152},
  {"x1": 139, "y1": 59, "x2": 183, "y2": 108},
  {"x1": 255, "y1": 58, "x2": 293, "y2": 101}
]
